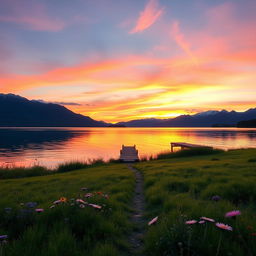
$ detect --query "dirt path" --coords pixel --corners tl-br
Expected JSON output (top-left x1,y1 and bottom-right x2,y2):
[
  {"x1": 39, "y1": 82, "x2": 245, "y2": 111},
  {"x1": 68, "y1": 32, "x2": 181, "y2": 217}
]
[{"x1": 127, "y1": 164, "x2": 146, "y2": 256}]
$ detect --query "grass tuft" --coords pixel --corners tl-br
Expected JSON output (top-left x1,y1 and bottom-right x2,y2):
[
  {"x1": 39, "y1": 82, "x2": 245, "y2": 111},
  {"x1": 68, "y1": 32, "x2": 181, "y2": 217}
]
[{"x1": 156, "y1": 147, "x2": 224, "y2": 160}]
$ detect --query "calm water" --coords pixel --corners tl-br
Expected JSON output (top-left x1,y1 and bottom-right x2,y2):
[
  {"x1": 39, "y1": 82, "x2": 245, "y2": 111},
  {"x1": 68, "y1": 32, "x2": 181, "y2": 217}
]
[{"x1": 0, "y1": 127, "x2": 256, "y2": 168}]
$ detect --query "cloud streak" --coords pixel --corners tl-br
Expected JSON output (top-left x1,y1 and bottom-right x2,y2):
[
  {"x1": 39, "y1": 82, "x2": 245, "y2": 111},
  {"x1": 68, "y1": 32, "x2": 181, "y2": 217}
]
[
  {"x1": 171, "y1": 21, "x2": 197, "y2": 63},
  {"x1": 130, "y1": 0, "x2": 164, "y2": 34},
  {"x1": 0, "y1": 1, "x2": 65, "y2": 31},
  {"x1": 36, "y1": 100, "x2": 81, "y2": 106},
  {"x1": 0, "y1": 16, "x2": 65, "y2": 31}
]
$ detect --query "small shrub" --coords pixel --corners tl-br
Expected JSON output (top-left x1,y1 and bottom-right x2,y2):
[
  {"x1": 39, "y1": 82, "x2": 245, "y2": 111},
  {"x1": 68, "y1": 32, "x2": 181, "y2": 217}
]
[
  {"x1": 56, "y1": 161, "x2": 88, "y2": 173},
  {"x1": 0, "y1": 166, "x2": 50, "y2": 179}
]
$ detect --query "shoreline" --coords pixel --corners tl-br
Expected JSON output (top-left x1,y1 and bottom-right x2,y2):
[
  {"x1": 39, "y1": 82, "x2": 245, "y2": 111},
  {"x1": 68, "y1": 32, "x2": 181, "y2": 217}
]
[{"x1": 1, "y1": 147, "x2": 255, "y2": 179}]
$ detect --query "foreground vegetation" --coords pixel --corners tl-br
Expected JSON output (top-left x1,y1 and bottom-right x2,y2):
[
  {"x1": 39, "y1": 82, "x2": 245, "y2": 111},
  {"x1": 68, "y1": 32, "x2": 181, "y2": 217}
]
[
  {"x1": 0, "y1": 158, "x2": 119, "y2": 179},
  {"x1": 0, "y1": 164, "x2": 134, "y2": 256},
  {"x1": 135, "y1": 148, "x2": 256, "y2": 256},
  {"x1": 1, "y1": 148, "x2": 256, "y2": 255}
]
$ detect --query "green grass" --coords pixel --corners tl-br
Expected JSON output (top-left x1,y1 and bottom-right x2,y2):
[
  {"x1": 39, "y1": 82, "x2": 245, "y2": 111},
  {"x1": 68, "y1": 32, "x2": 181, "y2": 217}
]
[
  {"x1": 1, "y1": 148, "x2": 256, "y2": 255},
  {"x1": 0, "y1": 163, "x2": 134, "y2": 256},
  {"x1": 155, "y1": 147, "x2": 224, "y2": 159},
  {"x1": 0, "y1": 166, "x2": 50, "y2": 179},
  {"x1": 0, "y1": 158, "x2": 121, "y2": 179},
  {"x1": 135, "y1": 148, "x2": 256, "y2": 256}
]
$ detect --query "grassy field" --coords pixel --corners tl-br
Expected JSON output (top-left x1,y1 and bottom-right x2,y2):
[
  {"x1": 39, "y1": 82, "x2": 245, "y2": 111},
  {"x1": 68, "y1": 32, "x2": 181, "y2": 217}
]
[
  {"x1": 0, "y1": 164, "x2": 134, "y2": 256},
  {"x1": 1, "y1": 148, "x2": 256, "y2": 255},
  {"x1": 135, "y1": 148, "x2": 256, "y2": 256}
]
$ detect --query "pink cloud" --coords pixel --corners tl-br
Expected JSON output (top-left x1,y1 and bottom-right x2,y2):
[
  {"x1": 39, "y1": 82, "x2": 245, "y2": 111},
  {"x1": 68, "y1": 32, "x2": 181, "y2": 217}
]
[
  {"x1": 171, "y1": 21, "x2": 197, "y2": 63},
  {"x1": 206, "y1": 2, "x2": 235, "y2": 31},
  {"x1": 0, "y1": 39, "x2": 13, "y2": 74},
  {"x1": 130, "y1": 0, "x2": 164, "y2": 34},
  {"x1": 0, "y1": 16, "x2": 65, "y2": 31},
  {"x1": 0, "y1": 1, "x2": 65, "y2": 31},
  {"x1": 190, "y1": 2, "x2": 256, "y2": 64}
]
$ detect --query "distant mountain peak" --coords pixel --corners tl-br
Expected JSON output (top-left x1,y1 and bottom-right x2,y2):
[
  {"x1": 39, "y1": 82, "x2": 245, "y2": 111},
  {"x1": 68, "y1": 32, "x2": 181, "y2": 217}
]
[
  {"x1": 117, "y1": 108, "x2": 256, "y2": 127},
  {"x1": 0, "y1": 93, "x2": 28, "y2": 101},
  {"x1": 194, "y1": 110, "x2": 219, "y2": 117},
  {"x1": 0, "y1": 93, "x2": 107, "y2": 127},
  {"x1": 246, "y1": 108, "x2": 256, "y2": 112}
]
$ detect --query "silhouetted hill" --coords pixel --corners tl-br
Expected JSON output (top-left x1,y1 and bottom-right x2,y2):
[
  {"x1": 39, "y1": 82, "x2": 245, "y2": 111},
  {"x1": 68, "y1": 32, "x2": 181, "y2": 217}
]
[
  {"x1": 237, "y1": 119, "x2": 256, "y2": 128},
  {"x1": 0, "y1": 94, "x2": 107, "y2": 127},
  {"x1": 117, "y1": 109, "x2": 256, "y2": 127}
]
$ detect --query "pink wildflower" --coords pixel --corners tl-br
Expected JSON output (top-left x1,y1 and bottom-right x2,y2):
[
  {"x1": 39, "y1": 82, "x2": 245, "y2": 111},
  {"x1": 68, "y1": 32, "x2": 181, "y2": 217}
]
[
  {"x1": 79, "y1": 204, "x2": 85, "y2": 208},
  {"x1": 53, "y1": 200, "x2": 61, "y2": 204},
  {"x1": 76, "y1": 199, "x2": 87, "y2": 204},
  {"x1": 199, "y1": 220, "x2": 205, "y2": 224},
  {"x1": 88, "y1": 203, "x2": 102, "y2": 209},
  {"x1": 103, "y1": 194, "x2": 109, "y2": 199},
  {"x1": 148, "y1": 216, "x2": 158, "y2": 226},
  {"x1": 84, "y1": 193, "x2": 93, "y2": 198},
  {"x1": 49, "y1": 205, "x2": 55, "y2": 209},
  {"x1": 0, "y1": 235, "x2": 8, "y2": 240},
  {"x1": 225, "y1": 210, "x2": 241, "y2": 218},
  {"x1": 215, "y1": 222, "x2": 233, "y2": 231},
  {"x1": 35, "y1": 208, "x2": 44, "y2": 213},
  {"x1": 200, "y1": 216, "x2": 215, "y2": 223},
  {"x1": 185, "y1": 220, "x2": 197, "y2": 225}
]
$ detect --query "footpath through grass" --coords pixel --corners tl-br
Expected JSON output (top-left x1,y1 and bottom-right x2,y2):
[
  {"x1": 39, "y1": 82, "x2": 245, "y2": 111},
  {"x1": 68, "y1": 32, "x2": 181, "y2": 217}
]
[
  {"x1": 135, "y1": 148, "x2": 256, "y2": 256},
  {"x1": 0, "y1": 164, "x2": 134, "y2": 256}
]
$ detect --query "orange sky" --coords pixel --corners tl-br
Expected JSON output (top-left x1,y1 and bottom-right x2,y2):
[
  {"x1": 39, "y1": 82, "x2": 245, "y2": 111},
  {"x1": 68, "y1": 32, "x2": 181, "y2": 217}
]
[{"x1": 1, "y1": 0, "x2": 256, "y2": 122}]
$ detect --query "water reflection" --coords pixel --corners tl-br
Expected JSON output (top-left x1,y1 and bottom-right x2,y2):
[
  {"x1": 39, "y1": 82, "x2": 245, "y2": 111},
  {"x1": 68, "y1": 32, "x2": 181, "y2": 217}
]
[
  {"x1": 0, "y1": 128, "x2": 87, "y2": 151},
  {"x1": 0, "y1": 127, "x2": 255, "y2": 168}
]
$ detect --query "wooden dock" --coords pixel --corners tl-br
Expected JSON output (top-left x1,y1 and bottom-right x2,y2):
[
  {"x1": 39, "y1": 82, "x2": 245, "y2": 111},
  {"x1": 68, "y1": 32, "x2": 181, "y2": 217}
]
[
  {"x1": 120, "y1": 145, "x2": 139, "y2": 162},
  {"x1": 170, "y1": 142, "x2": 213, "y2": 152}
]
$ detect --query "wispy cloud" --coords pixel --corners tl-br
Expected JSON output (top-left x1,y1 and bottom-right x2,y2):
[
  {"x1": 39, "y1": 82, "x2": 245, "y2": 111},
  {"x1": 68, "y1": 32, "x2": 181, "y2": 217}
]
[
  {"x1": 0, "y1": 16, "x2": 65, "y2": 32},
  {"x1": 130, "y1": 0, "x2": 164, "y2": 34},
  {"x1": 171, "y1": 21, "x2": 197, "y2": 63},
  {"x1": 36, "y1": 100, "x2": 81, "y2": 106},
  {"x1": 0, "y1": 1, "x2": 65, "y2": 31}
]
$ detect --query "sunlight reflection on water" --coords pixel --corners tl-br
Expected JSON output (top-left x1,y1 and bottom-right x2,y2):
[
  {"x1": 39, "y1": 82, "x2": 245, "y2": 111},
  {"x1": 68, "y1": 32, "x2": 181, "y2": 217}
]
[{"x1": 0, "y1": 127, "x2": 255, "y2": 168}]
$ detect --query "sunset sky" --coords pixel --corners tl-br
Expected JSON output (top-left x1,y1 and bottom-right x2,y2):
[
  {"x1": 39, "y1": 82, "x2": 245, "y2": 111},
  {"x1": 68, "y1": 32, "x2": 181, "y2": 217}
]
[{"x1": 0, "y1": 0, "x2": 256, "y2": 122}]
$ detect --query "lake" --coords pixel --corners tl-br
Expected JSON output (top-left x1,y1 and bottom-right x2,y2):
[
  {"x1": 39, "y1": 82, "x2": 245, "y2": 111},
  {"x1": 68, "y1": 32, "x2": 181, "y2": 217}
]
[{"x1": 0, "y1": 127, "x2": 256, "y2": 168}]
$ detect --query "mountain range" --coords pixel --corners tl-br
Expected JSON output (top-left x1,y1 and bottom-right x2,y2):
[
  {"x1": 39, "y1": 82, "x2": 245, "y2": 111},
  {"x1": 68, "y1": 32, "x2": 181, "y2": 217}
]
[
  {"x1": 0, "y1": 94, "x2": 107, "y2": 127},
  {"x1": 117, "y1": 108, "x2": 256, "y2": 127},
  {"x1": 0, "y1": 93, "x2": 255, "y2": 127}
]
